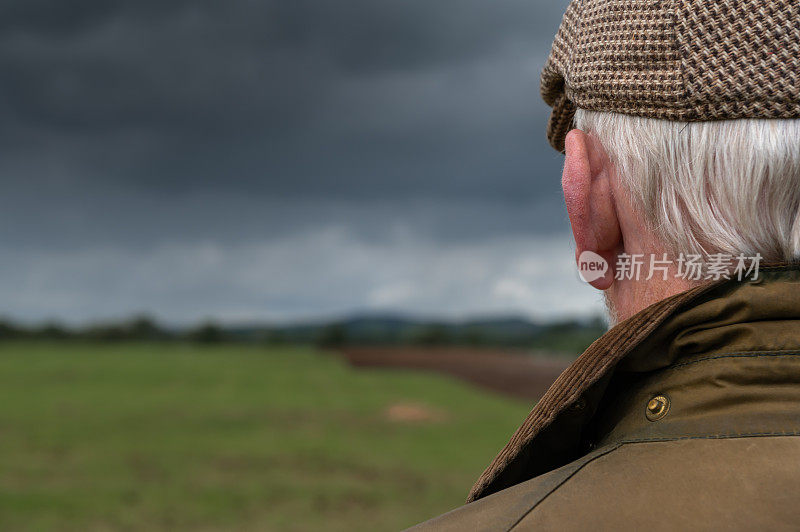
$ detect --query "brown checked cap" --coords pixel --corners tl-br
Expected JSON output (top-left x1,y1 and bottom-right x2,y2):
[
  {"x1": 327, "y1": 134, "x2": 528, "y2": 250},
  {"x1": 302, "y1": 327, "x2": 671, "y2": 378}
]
[{"x1": 541, "y1": 0, "x2": 800, "y2": 153}]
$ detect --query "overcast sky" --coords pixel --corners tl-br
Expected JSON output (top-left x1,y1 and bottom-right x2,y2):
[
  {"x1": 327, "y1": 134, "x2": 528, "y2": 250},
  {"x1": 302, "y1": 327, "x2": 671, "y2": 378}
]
[{"x1": 1, "y1": 0, "x2": 603, "y2": 325}]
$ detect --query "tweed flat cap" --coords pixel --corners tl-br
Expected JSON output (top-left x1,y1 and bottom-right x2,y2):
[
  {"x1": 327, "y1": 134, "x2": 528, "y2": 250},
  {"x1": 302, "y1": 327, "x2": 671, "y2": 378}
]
[{"x1": 541, "y1": 0, "x2": 800, "y2": 153}]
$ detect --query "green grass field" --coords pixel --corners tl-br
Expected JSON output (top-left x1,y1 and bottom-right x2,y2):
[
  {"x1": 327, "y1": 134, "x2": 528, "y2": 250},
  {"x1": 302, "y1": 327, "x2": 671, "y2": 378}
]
[{"x1": 0, "y1": 342, "x2": 531, "y2": 531}]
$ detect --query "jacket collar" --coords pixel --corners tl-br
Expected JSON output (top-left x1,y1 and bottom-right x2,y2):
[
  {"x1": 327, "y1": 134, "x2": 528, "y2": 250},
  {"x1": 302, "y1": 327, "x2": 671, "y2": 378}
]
[{"x1": 467, "y1": 264, "x2": 800, "y2": 502}]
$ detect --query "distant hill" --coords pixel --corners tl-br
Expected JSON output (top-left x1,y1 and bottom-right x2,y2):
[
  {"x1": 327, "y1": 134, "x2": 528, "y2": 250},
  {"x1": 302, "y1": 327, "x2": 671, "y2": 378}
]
[
  {"x1": 232, "y1": 314, "x2": 607, "y2": 355},
  {"x1": 0, "y1": 314, "x2": 608, "y2": 356}
]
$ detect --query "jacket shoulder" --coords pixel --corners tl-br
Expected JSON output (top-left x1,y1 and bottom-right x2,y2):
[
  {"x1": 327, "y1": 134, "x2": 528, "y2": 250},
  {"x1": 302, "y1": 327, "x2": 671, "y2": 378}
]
[
  {"x1": 410, "y1": 435, "x2": 800, "y2": 531},
  {"x1": 407, "y1": 443, "x2": 616, "y2": 531}
]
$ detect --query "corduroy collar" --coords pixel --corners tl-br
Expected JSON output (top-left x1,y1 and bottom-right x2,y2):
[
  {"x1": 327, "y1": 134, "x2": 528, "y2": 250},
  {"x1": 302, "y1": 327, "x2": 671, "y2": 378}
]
[{"x1": 467, "y1": 264, "x2": 800, "y2": 502}]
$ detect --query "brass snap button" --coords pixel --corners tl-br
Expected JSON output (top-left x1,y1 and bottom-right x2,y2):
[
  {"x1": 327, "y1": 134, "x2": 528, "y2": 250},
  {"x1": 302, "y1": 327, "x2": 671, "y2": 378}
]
[{"x1": 646, "y1": 395, "x2": 670, "y2": 421}]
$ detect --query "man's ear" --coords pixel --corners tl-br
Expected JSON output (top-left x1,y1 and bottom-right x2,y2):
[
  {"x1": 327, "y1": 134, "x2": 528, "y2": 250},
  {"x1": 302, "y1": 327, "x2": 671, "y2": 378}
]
[{"x1": 562, "y1": 129, "x2": 621, "y2": 290}]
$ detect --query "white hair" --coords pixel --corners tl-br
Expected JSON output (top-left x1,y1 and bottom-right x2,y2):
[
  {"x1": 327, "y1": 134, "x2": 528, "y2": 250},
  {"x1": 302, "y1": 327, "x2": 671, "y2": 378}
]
[{"x1": 573, "y1": 109, "x2": 800, "y2": 262}]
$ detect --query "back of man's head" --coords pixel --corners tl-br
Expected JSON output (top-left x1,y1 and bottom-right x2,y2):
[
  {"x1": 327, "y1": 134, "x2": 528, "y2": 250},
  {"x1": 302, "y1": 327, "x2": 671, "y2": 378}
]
[
  {"x1": 541, "y1": 0, "x2": 800, "y2": 321},
  {"x1": 574, "y1": 111, "x2": 800, "y2": 263}
]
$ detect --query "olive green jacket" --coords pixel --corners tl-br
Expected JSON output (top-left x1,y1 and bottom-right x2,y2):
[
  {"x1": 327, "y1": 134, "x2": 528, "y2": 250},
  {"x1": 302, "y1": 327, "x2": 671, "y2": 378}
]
[{"x1": 411, "y1": 266, "x2": 800, "y2": 530}]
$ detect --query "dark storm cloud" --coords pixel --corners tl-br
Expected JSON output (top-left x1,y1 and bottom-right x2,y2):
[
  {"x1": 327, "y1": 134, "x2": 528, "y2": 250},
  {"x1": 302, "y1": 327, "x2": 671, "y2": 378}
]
[
  {"x1": 1, "y1": 0, "x2": 583, "y2": 322},
  {"x1": 0, "y1": 0, "x2": 568, "y2": 194}
]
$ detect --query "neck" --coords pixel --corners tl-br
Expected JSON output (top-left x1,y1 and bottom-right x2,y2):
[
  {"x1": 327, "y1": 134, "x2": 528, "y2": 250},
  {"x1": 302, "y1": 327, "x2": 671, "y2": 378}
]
[{"x1": 606, "y1": 274, "x2": 697, "y2": 325}]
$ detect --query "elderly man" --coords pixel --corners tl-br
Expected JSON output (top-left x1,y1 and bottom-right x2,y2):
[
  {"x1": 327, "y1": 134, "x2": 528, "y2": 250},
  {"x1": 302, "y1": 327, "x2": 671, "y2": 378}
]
[{"x1": 412, "y1": 1, "x2": 800, "y2": 529}]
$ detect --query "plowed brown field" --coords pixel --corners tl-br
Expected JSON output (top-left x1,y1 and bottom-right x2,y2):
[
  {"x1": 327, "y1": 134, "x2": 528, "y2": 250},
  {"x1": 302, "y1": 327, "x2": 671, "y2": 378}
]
[{"x1": 340, "y1": 347, "x2": 574, "y2": 401}]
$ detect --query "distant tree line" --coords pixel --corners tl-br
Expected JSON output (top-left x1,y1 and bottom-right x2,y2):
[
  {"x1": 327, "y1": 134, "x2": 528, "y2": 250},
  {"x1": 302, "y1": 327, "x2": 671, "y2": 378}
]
[
  {"x1": 0, "y1": 315, "x2": 220, "y2": 343},
  {"x1": 0, "y1": 314, "x2": 608, "y2": 354}
]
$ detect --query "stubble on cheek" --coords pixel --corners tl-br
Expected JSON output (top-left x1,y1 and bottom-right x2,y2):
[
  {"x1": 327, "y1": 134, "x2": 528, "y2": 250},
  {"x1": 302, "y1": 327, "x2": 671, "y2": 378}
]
[{"x1": 603, "y1": 292, "x2": 619, "y2": 328}]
